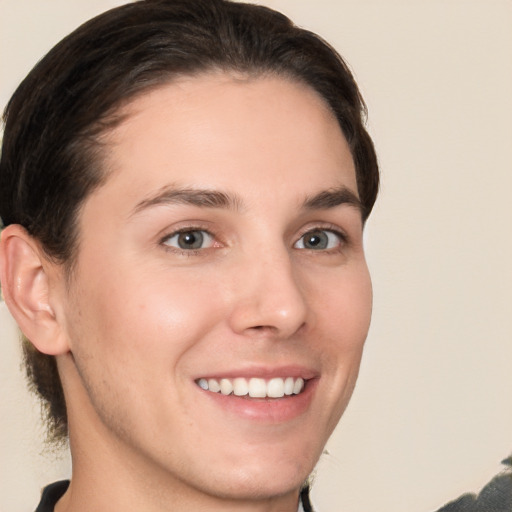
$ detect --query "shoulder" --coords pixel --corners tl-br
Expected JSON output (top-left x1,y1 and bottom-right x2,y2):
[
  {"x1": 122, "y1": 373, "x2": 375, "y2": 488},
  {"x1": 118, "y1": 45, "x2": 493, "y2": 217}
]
[
  {"x1": 435, "y1": 456, "x2": 512, "y2": 512},
  {"x1": 35, "y1": 481, "x2": 70, "y2": 512}
]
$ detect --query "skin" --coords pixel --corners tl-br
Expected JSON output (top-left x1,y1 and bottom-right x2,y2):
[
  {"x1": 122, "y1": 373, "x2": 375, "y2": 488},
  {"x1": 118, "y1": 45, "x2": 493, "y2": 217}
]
[{"x1": 1, "y1": 73, "x2": 372, "y2": 511}]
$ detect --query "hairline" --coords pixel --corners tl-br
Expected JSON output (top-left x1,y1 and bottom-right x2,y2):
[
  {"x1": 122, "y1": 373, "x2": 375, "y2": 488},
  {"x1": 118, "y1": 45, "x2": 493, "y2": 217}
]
[{"x1": 61, "y1": 67, "x2": 364, "y2": 281}]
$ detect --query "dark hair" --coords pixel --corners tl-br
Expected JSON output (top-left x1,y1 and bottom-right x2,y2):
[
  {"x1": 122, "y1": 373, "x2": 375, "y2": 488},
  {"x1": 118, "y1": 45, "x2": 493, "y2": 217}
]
[{"x1": 0, "y1": 0, "x2": 379, "y2": 442}]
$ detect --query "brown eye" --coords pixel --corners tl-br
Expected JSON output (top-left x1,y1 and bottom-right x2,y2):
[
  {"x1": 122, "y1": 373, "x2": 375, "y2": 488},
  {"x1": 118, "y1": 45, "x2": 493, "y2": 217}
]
[
  {"x1": 163, "y1": 230, "x2": 213, "y2": 250},
  {"x1": 295, "y1": 229, "x2": 342, "y2": 250}
]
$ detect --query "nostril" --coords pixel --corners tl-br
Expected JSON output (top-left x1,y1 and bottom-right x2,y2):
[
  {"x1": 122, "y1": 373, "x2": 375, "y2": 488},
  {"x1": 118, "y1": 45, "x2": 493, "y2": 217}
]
[{"x1": 247, "y1": 325, "x2": 278, "y2": 335}]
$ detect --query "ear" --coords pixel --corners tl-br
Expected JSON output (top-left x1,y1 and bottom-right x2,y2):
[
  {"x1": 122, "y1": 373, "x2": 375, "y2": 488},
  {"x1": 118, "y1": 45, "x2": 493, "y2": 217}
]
[{"x1": 0, "y1": 225, "x2": 70, "y2": 355}]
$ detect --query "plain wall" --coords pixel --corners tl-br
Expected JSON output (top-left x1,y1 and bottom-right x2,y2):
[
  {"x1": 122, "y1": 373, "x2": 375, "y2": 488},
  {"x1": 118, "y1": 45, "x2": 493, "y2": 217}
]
[{"x1": 1, "y1": 1, "x2": 511, "y2": 511}]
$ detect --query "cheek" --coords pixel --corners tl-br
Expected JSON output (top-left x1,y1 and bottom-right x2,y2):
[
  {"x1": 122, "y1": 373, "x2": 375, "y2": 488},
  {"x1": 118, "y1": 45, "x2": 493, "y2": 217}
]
[
  {"x1": 314, "y1": 262, "x2": 373, "y2": 347},
  {"x1": 67, "y1": 263, "x2": 227, "y2": 369},
  {"x1": 312, "y1": 263, "x2": 372, "y2": 418},
  {"x1": 62, "y1": 265, "x2": 229, "y2": 438}
]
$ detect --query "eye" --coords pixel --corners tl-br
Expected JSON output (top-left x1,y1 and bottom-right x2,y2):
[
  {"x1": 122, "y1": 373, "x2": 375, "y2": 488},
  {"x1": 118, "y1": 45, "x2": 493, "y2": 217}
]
[
  {"x1": 294, "y1": 229, "x2": 344, "y2": 250},
  {"x1": 163, "y1": 230, "x2": 214, "y2": 250}
]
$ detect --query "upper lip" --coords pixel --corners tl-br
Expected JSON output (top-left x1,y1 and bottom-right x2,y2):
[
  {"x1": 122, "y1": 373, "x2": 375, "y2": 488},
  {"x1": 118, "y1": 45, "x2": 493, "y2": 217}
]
[{"x1": 194, "y1": 364, "x2": 319, "y2": 381}]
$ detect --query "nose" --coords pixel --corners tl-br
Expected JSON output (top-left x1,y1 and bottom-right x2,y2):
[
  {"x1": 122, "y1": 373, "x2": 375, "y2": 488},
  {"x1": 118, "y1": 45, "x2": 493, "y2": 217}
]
[{"x1": 227, "y1": 249, "x2": 310, "y2": 339}]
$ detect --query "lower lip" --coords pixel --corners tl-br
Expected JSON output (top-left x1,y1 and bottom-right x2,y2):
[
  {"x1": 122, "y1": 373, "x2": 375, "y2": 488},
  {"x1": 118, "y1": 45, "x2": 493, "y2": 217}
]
[{"x1": 197, "y1": 379, "x2": 318, "y2": 423}]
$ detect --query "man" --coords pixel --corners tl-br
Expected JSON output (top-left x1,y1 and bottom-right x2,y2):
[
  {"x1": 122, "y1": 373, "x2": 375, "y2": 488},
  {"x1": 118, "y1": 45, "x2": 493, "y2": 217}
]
[{"x1": 0, "y1": 1, "x2": 379, "y2": 510}]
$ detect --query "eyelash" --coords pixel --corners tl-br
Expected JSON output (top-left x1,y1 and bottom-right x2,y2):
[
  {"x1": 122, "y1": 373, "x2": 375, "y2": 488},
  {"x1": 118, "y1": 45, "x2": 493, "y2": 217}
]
[
  {"x1": 159, "y1": 224, "x2": 348, "y2": 256},
  {"x1": 294, "y1": 224, "x2": 348, "y2": 252},
  {"x1": 160, "y1": 225, "x2": 217, "y2": 257}
]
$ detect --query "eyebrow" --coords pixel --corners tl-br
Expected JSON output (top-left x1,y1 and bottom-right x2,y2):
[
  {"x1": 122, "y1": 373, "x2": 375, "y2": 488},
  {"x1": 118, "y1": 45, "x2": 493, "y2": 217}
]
[
  {"x1": 131, "y1": 185, "x2": 243, "y2": 216},
  {"x1": 302, "y1": 186, "x2": 362, "y2": 213},
  {"x1": 131, "y1": 184, "x2": 362, "y2": 216}
]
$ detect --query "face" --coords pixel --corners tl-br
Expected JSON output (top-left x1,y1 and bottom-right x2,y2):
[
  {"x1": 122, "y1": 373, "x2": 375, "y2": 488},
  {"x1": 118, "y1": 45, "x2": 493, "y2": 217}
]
[{"x1": 57, "y1": 74, "x2": 372, "y2": 505}]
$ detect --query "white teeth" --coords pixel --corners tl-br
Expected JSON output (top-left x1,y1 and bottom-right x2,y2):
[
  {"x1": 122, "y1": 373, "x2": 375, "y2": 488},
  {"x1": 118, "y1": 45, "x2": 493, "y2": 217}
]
[
  {"x1": 267, "y1": 377, "x2": 285, "y2": 398},
  {"x1": 284, "y1": 377, "x2": 294, "y2": 395},
  {"x1": 248, "y1": 378, "x2": 266, "y2": 398},
  {"x1": 208, "y1": 378, "x2": 221, "y2": 393},
  {"x1": 233, "y1": 378, "x2": 249, "y2": 396},
  {"x1": 197, "y1": 376, "x2": 307, "y2": 398},
  {"x1": 293, "y1": 378, "x2": 304, "y2": 395},
  {"x1": 220, "y1": 378, "x2": 233, "y2": 395}
]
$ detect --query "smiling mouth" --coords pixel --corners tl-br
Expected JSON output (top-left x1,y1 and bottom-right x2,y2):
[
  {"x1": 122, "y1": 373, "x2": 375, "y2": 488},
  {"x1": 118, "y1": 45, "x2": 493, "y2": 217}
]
[{"x1": 196, "y1": 377, "x2": 305, "y2": 398}]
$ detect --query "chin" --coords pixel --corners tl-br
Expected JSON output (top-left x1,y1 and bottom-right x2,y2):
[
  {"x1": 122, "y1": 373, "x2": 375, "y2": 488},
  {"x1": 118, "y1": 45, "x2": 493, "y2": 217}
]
[
  {"x1": 203, "y1": 470, "x2": 308, "y2": 503},
  {"x1": 195, "y1": 445, "x2": 318, "y2": 501}
]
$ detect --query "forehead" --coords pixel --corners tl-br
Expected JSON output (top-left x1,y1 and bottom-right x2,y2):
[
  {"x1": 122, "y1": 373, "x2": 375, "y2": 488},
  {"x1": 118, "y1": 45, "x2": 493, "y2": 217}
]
[{"x1": 88, "y1": 73, "x2": 357, "y2": 215}]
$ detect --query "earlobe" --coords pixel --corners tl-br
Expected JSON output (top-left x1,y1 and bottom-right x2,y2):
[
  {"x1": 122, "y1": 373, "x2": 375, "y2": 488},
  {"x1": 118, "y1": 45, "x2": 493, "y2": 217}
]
[{"x1": 0, "y1": 225, "x2": 70, "y2": 355}]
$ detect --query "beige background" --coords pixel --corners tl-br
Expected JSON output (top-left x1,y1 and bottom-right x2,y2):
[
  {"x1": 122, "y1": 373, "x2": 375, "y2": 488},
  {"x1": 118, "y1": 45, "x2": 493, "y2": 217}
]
[{"x1": 1, "y1": 1, "x2": 511, "y2": 511}]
